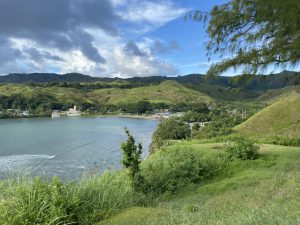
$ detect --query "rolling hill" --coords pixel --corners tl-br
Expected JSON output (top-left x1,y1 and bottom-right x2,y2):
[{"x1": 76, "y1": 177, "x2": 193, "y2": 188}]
[
  {"x1": 87, "y1": 80, "x2": 214, "y2": 104},
  {"x1": 0, "y1": 80, "x2": 214, "y2": 105},
  {"x1": 235, "y1": 93, "x2": 300, "y2": 138}
]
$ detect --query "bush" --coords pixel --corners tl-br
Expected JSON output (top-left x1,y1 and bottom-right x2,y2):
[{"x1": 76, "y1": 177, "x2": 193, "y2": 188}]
[
  {"x1": 139, "y1": 147, "x2": 224, "y2": 195},
  {"x1": 225, "y1": 136, "x2": 259, "y2": 160},
  {"x1": 262, "y1": 136, "x2": 300, "y2": 147},
  {"x1": 151, "y1": 118, "x2": 191, "y2": 151}
]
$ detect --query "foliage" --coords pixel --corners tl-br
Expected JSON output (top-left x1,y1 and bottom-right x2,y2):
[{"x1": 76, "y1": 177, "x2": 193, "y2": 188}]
[
  {"x1": 139, "y1": 146, "x2": 224, "y2": 195},
  {"x1": 151, "y1": 118, "x2": 191, "y2": 151},
  {"x1": 97, "y1": 144, "x2": 300, "y2": 225},
  {"x1": 262, "y1": 135, "x2": 300, "y2": 147},
  {"x1": 0, "y1": 172, "x2": 136, "y2": 225},
  {"x1": 192, "y1": 0, "x2": 300, "y2": 75},
  {"x1": 121, "y1": 128, "x2": 143, "y2": 181},
  {"x1": 195, "y1": 109, "x2": 245, "y2": 139},
  {"x1": 225, "y1": 136, "x2": 259, "y2": 160}
]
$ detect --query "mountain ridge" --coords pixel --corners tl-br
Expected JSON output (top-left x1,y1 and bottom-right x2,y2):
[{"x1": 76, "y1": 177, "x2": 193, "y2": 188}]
[{"x1": 0, "y1": 71, "x2": 299, "y2": 92}]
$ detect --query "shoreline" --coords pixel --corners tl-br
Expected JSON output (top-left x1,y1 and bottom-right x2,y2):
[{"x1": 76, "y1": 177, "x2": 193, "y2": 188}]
[{"x1": 0, "y1": 113, "x2": 160, "y2": 121}]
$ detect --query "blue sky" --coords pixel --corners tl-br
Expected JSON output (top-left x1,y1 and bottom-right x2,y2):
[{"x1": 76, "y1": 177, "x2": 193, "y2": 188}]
[{"x1": 0, "y1": 0, "x2": 297, "y2": 77}]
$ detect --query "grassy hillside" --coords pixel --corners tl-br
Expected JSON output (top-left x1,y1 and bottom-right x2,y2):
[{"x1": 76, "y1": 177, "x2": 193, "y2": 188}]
[
  {"x1": 235, "y1": 93, "x2": 300, "y2": 138},
  {"x1": 87, "y1": 80, "x2": 214, "y2": 104},
  {"x1": 0, "y1": 81, "x2": 214, "y2": 105},
  {"x1": 0, "y1": 83, "x2": 92, "y2": 104},
  {"x1": 96, "y1": 143, "x2": 300, "y2": 225},
  {"x1": 256, "y1": 86, "x2": 300, "y2": 103}
]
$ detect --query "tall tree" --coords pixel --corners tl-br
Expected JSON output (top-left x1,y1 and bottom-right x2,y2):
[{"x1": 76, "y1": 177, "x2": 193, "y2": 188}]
[{"x1": 193, "y1": 0, "x2": 300, "y2": 75}]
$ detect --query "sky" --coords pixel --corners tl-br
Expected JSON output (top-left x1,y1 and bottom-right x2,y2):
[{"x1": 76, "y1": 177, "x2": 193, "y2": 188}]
[{"x1": 0, "y1": 0, "x2": 297, "y2": 77}]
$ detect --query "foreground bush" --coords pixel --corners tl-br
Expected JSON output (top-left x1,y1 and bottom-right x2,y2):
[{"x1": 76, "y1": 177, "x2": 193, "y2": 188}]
[
  {"x1": 225, "y1": 136, "x2": 259, "y2": 160},
  {"x1": 0, "y1": 172, "x2": 136, "y2": 225},
  {"x1": 139, "y1": 147, "x2": 225, "y2": 195}
]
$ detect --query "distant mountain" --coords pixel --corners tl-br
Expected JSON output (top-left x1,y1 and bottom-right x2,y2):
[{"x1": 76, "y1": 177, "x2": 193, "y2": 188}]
[
  {"x1": 0, "y1": 73, "x2": 104, "y2": 83},
  {"x1": 0, "y1": 71, "x2": 299, "y2": 92}
]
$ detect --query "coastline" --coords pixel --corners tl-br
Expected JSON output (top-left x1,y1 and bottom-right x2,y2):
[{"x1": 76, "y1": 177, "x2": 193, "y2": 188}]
[
  {"x1": 81, "y1": 112, "x2": 160, "y2": 121},
  {"x1": 0, "y1": 113, "x2": 160, "y2": 121}
]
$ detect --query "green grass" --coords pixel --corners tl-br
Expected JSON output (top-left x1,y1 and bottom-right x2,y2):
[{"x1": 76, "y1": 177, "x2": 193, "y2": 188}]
[
  {"x1": 96, "y1": 144, "x2": 300, "y2": 225},
  {"x1": 235, "y1": 93, "x2": 300, "y2": 138},
  {"x1": 257, "y1": 86, "x2": 300, "y2": 104},
  {"x1": 87, "y1": 81, "x2": 214, "y2": 104},
  {"x1": 0, "y1": 81, "x2": 214, "y2": 105},
  {"x1": 1, "y1": 141, "x2": 299, "y2": 224}
]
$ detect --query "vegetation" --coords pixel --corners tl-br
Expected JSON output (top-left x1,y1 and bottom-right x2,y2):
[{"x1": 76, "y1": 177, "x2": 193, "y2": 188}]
[
  {"x1": 225, "y1": 136, "x2": 259, "y2": 160},
  {"x1": 151, "y1": 117, "x2": 191, "y2": 151},
  {"x1": 0, "y1": 172, "x2": 136, "y2": 225},
  {"x1": 96, "y1": 144, "x2": 300, "y2": 225},
  {"x1": 236, "y1": 94, "x2": 300, "y2": 138},
  {"x1": 193, "y1": 0, "x2": 300, "y2": 75},
  {"x1": 121, "y1": 128, "x2": 143, "y2": 182}
]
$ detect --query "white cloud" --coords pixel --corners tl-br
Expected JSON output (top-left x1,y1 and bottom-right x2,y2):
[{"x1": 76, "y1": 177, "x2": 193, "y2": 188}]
[
  {"x1": 116, "y1": 0, "x2": 189, "y2": 32},
  {"x1": 111, "y1": 45, "x2": 178, "y2": 78},
  {"x1": 0, "y1": 0, "x2": 185, "y2": 77}
]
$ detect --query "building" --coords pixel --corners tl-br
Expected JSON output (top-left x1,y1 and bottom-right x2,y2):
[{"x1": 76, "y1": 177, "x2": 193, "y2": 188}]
[
  {"x1": 21, "y1": 111, "x2": 30, "y2": 116},
  {"x1": 51, "y1": 110, "x2": 61, "y2": 118},
  {"x1": 189, "y1": 122, "x2": 210, "y2": 130},
  {"x1": 66, "y1": 105, "x2": 81, "y2": 117}
]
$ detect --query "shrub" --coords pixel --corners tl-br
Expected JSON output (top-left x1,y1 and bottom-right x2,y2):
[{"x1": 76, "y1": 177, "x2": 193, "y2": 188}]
[
  {"x1": 263, "y1": 136, "x2": 300, "y2": 147},
  {"x1": 139, "y1": 147, "x2": 224, "y2": 195},
  {"x1": 225, "y1": 136, "x2": 259, "y2": 160},
  {"x1": 151, "y1": 118, "x2": 191, "y2": 151}
]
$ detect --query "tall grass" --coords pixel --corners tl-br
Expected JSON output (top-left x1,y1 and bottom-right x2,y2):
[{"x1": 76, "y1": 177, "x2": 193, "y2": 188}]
[{"x1": 0, "y1": 171, "x2": 137, "y2": 225}]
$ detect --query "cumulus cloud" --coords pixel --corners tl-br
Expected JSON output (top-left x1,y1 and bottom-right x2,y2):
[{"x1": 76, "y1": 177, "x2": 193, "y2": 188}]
[
  {"x1": 110, "y1": 40, "x2": 178, "y2": 78},
  {"x1": 0, "y1": 0, "x2": 117, "y2": 65},
  {"x1": 0, "y1": 0, "x2": 185, "y2": 77},
  {"x1": 117, "y1": 0, "x2": 189, "y2": 28}
]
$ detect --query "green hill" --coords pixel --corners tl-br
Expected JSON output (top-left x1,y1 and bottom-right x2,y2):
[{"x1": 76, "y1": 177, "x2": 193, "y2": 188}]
[
  {"x1": 256, "y1": 86, "x2": 300, "y2": 103},
  {"x1": 235, "y1": 93, "x2": 300, "y2": 138},
  {"x1": 87, "y1": 80, "x2": 215, "y2": 104},
  {"x1": 0, "y1": 80, "x2": 214, "y2": 106}
]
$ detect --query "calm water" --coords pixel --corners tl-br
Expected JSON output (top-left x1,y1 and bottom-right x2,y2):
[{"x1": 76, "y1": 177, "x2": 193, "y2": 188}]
[{"x1": 0, "y1": 117, "x2": 157, "y2": 180}]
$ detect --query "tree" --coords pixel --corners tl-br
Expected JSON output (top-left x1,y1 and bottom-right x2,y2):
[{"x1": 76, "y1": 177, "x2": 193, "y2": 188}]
[
  {"x1": 121, "y1": 128, "x2": 143, "y2": 180},
  {"x1": 192, "y1": 0, "x2": 300, "y2": 75},
  {"x1": 151, "y1": 118, "x2": 191, "y2": 151}
]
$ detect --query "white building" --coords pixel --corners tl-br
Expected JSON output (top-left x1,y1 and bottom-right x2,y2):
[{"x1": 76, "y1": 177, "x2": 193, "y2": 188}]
[
  {"x1": 51, "y1": 110, "x2": 61, "y2": 118},
  {"x1": 66, "y1": 105, "x2": 81, "y2": 117},
  {"x1": 21, "y1": 111, "x2": 30, "y2": 116}
]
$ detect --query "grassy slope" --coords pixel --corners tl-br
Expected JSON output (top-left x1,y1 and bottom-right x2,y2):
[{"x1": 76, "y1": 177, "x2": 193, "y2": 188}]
[
  {"x1": 87, "y1": 81, "x2": 214, "y2": 104},
  {"x1": 235, "y1": 93, "x2": 300, "y2": 138},
  {"x1": 96, "y1": 143, "x2": 300, "y2": 225},
  {"x1": 0, "y1": 84, "x2": 91, "y2": 104},
  {"x1": 0, "y1": 81, "x2": 214, "y2": 105},
  {"x1": 256, "y1": 86, "x2": 300, "y2": 104}
]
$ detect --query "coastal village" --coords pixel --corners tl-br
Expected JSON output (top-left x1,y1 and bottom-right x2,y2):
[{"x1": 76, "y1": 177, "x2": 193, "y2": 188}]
[{"x1": 0, "y1": 105, "x2": 213, "y2": 130}]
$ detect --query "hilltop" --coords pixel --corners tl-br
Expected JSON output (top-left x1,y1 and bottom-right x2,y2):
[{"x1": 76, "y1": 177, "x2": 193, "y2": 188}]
[{"x1": 235, "y1": 93, "x2": 300, "y2": 138}]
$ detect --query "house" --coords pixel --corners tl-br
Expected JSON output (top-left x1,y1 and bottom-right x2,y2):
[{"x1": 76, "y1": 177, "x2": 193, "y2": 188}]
[
  {"x1": 21, "y1": 111, "x2": 30, "y2": 116},
  {"x1": 66, "y1": 105, "x2": 81, "y2": 117},
  {"x1": 51, "y1": 110, "x2": 61, "y2": 118},
  {"x1": 189, "y1": 122, "x2": 210, "y2": 130}
]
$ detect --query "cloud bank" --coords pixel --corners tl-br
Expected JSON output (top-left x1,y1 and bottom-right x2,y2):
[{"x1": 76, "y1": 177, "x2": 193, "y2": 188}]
[{"x1": 0, "y1": 0, "x2": 187, "y2": 77}]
